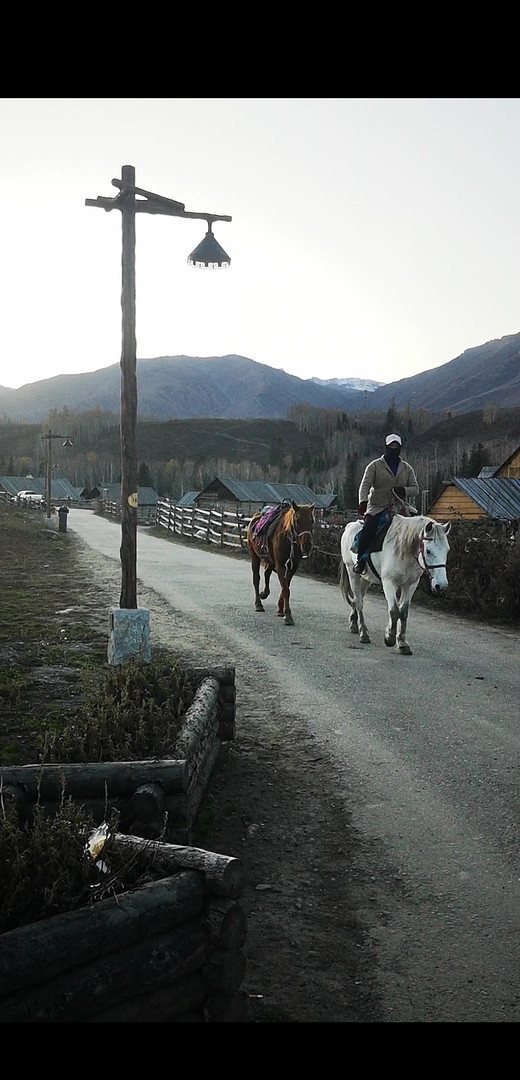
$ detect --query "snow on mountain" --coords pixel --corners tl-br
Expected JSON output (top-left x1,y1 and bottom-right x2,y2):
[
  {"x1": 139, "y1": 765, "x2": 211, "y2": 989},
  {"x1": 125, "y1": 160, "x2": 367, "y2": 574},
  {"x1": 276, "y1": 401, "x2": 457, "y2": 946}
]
[{"x1": 310, "y1": 377, "x2": 385, "y2": 391}]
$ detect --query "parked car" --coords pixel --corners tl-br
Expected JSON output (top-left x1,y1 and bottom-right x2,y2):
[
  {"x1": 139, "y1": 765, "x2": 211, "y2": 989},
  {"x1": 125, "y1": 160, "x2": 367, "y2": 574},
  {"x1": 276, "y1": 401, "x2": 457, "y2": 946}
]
[{"x1": 16, "y1": 490, "x2": 44, "y2": 503}]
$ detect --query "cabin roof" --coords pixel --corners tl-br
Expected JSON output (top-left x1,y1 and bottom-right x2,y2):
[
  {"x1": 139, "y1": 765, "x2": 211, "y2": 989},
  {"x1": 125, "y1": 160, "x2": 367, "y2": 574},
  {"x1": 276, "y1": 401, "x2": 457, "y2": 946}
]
[
  {"x1": 101, "y1": 484, "x2": 158, "y2": 505},
  {"x1": 0, "y1": 476, "x2": 77, "y2": 499},
  {"x1": 441, "y1": 477, "x2": 520, "y2": 520},
  {"x1": 197, "y1": 477, "x2": 336, "y2": 508}
]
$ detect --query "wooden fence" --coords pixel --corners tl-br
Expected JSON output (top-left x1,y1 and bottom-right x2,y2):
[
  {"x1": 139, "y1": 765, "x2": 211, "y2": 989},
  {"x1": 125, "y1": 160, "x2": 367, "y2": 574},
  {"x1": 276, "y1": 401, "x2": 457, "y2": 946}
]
[
  {"x1": 102, "y1": 499, "x2": 158, "y2": 526},
  {"x1": 156, "y1": 500, "x2": 252, "y2": 552}
]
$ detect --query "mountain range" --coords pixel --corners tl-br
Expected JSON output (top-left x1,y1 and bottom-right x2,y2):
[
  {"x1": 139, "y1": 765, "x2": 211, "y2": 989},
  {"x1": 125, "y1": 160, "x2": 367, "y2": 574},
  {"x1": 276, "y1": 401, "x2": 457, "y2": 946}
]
[{"x1": 1, "y1": 333, "x2": 519, "y2": 422}]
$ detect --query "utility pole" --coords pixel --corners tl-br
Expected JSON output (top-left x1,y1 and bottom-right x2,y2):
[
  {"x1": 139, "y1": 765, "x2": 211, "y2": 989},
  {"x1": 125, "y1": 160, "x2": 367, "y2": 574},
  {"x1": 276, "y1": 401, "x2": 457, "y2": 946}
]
[
  {"x1": 41, "y1": 430, "x2": 73, "y2": 519},
  {"x1": 86, "y1": 166, "x2": 231, "y2": 661}
]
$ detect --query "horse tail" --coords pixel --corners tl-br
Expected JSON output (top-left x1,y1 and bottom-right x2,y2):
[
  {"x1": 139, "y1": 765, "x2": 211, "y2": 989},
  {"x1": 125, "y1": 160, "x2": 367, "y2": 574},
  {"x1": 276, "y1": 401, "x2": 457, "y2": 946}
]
[{"x1": 339, "y1": 559, "x2": 353, "y2": 603}]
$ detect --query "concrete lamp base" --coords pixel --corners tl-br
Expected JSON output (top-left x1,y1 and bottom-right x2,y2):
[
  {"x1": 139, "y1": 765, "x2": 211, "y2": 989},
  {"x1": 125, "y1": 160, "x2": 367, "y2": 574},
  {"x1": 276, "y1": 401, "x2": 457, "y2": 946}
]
[{"x1": 108, "y1": 607, "x2": 151, "y2": 666}]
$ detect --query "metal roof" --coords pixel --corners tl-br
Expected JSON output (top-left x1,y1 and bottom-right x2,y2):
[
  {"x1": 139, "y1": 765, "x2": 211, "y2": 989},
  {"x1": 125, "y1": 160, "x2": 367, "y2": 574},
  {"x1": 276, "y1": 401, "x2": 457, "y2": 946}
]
[
  {"x1": 477, "y1": 466, "x2": 499, "y2": 478},
  {"x1": 450, "y1": 478, "x2": 520, "y2": 519},
  {"x1": 0, "y1": 476, "x2": 77, "y2": 499},
  {"x1": 201, "y1": 477, "x2": 335, "y2": 506},
  {"x1": 176, "y1": 491, "x2": 201, "y2": 507},
  {"x1": 316, "y1": 493, "x2": 338, "y2": 509},
  {"x1": 101, "y1": 484, "x2": 158, "y2": 505}
]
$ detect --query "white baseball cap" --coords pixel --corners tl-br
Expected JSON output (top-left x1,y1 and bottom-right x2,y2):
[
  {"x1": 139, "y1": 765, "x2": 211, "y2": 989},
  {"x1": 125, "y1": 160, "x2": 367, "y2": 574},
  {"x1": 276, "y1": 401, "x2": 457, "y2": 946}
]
[{"x1": 385, "y1": 434, "x2": 402, "y2": 446}]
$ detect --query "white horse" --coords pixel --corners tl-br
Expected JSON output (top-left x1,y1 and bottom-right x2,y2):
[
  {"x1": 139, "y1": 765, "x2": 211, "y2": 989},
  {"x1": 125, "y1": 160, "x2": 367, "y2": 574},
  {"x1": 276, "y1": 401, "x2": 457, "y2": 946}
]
[{"x1": 339, "y1": 514, "x2": 451, "y2": 655}]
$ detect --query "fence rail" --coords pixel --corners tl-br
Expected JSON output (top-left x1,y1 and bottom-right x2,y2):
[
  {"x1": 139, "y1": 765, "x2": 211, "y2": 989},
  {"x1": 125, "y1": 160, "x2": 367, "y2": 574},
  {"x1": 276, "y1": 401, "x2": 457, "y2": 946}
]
[
  {"x1": 102, "y1": 499, "x2": 158, "y2": 526},
  {"x1": 156, "y1": 500, "x2": 252, "y2": 551},
  {"x1": 100, "y1": 498, "x2": 349, "y2": 553}
]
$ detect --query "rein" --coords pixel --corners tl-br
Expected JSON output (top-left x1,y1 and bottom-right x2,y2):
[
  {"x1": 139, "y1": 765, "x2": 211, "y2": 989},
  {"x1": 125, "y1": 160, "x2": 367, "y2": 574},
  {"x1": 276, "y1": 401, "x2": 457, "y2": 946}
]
[
  {"x1": 285, "y1": 516, "x2": 313, "y2": 573},
  {"x1": 364, "y1": 526, "x2": 447, "y2": 583},
  {"x1": 417, "y1": 536, "x2": 447, "y2": 579}
]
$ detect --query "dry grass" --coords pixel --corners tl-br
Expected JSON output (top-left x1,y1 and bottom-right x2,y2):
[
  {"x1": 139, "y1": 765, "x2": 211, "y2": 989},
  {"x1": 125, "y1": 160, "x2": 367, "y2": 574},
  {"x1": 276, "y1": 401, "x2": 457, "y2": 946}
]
[{"x1": 0, "y1": 501, "x2": 197, "y2": 932}]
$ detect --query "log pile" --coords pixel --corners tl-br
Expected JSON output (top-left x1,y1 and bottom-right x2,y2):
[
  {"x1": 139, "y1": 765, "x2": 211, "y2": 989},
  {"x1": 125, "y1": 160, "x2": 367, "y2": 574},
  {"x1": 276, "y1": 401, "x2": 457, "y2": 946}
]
[
  {"x1": 0, "y1": 665, "x2": 236, "y2": 846},
  {"x1": 0, "y1": 837, "x2": 248, "y2": 1022}
]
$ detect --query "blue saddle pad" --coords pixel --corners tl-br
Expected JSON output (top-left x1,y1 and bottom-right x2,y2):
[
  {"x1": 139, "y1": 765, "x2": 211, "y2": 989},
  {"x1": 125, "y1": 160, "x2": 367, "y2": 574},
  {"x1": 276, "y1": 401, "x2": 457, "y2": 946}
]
[{"x1": 351, "y1": 510, "x2": 391, "y2": 558}]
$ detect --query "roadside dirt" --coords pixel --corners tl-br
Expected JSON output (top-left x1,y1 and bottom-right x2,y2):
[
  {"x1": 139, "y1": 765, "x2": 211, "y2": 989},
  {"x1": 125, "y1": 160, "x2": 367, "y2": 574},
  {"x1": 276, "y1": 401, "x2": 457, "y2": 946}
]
[
  {"x1": 76, "y1": 543, "x2": 383, "y2": 1023},
  {"x1": 1, "y1": 507, "x2": 381, "y2": 1023},
  {"x1": 192, "y1": 715, "x2": 381, "y2": 1022}
]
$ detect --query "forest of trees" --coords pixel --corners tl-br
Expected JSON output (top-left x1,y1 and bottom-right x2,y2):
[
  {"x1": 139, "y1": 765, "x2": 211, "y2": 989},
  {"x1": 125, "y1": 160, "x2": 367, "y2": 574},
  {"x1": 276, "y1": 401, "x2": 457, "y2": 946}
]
[{"x1": 0, "y1": 401, "x2": 517, "y2": 513}]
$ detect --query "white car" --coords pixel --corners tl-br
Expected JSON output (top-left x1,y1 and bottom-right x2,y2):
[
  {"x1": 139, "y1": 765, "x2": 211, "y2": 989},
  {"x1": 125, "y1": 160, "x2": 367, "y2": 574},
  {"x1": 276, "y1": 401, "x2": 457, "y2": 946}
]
[{"x1": 17, "y1": 490, "x2": 44, "y2": 503}]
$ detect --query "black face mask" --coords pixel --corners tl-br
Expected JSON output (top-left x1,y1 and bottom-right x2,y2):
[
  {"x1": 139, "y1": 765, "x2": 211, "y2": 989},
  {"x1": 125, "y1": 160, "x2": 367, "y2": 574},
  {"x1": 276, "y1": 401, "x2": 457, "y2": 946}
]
[{"x1": 384, "y1": 447, "x2": 401, "y2": 461}]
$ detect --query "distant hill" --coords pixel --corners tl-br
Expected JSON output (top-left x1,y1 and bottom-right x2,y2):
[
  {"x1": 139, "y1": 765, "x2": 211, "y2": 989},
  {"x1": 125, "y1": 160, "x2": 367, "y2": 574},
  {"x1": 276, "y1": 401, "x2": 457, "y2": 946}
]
[
  {"x1": 1, "y1": 334, "x2": 520, "y2": 422},
  {"x1": 367, "y1": 333, "x2": 520, "y2": 413},
  {"x1": 0, "y1": 355, "x2": 366, "y2": 423}
]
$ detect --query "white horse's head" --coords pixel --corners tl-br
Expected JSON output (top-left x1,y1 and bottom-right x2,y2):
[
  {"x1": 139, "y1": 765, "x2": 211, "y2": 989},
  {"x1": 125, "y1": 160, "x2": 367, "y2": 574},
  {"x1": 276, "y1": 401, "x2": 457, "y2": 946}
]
[{"x1": 418, "y1": 519, "x2": 451, "y2": 593}]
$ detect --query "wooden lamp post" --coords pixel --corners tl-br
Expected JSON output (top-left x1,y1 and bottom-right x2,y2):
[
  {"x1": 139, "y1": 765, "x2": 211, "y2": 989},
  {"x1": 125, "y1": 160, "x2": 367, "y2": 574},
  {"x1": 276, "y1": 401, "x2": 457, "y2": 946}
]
[
  {"x1": 41, "y1": 430, "x2": 73, "y2": 519},
  {"x1": 86, "y1": 167, "x2": 231, "y2": 661}
]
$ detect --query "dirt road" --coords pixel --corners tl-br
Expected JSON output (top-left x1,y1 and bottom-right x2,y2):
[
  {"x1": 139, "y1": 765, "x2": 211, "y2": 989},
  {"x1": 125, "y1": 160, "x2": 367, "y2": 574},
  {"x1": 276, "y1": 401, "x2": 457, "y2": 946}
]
[{"x1": 68, "y1": 509, "x2": 520, "y2": 1023}]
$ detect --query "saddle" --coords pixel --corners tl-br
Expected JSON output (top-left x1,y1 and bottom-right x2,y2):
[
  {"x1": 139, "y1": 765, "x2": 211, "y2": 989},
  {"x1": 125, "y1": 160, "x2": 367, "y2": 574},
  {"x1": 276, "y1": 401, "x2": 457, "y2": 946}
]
[
  {"x1": 352, "y1": 499, "x2": 418, "y2": 573},
  {"x1": 249, "y1": 502, "x2": 290, "y2": 560},
  {"x1": 351, "y1": 510, "x2": 392, "y2": 565}
]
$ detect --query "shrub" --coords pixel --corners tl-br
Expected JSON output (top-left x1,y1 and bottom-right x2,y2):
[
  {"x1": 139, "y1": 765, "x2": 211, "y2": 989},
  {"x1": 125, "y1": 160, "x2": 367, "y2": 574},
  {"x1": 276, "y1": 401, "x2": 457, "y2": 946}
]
[
  {"x1": 39, "y1": 655, "x2": 200, "y2": 763},
  {"x1": 0, "y1": 799, "x2": 145, "y2": 934}
]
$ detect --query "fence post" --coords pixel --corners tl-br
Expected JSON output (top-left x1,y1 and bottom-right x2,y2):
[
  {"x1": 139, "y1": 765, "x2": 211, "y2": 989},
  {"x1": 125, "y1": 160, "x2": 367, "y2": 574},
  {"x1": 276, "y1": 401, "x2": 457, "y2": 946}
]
[{"x1": 236, "y1": 509, "x2": 245, "y2": 551}]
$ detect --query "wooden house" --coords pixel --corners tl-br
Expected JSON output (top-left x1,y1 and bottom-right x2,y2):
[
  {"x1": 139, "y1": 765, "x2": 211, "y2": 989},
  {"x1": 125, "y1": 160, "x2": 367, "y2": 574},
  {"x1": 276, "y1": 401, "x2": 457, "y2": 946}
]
[
  {"x1": 485, "y1": 444, "x2": 520, "y2": 479},
  {"x1": 428, "y1": 477, "x2": 520, "y2": 521},
  {"x1": 101, "y1": 484, "x2": 158, "y2": 509},
  {"x1": 428, "y1": 436, "x2": 520, "y2": 525},
  {"x1": 77, "y1": 485, "x2": 101, "y2": 501},
  {"x1": 189, "y1": 477, "x2": 337, "y2": 518}
]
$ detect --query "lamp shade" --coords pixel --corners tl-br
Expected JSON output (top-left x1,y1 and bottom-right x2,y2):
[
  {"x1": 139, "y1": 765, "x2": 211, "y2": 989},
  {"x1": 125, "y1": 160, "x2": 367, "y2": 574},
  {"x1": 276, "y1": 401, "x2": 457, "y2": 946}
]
[{"x1": 188, "y1": 226, "x2": 230, "y2": 268}]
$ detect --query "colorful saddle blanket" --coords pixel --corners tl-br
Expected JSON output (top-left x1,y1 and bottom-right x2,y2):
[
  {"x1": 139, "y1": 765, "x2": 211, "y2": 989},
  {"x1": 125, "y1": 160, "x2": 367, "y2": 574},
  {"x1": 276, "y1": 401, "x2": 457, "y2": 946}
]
[
  {"x1": 250, "y1": 504, "x2": 282, "y2": 539},
  {"x1": 249, "y1": 502, "x2": 290, "y2": 559}
]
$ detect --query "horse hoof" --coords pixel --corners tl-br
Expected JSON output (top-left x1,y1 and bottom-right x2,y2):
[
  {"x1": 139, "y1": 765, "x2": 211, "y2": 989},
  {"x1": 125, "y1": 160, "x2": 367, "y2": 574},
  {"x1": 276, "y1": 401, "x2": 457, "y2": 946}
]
[
  {"x1": 284, "y1": 615, "x2": 294, "y2": 626},
  {"x1": 255, "y1": 604, "x2": 265, "y2": 613},
  {"x1": 384, "y1": 636, "x2": 396, "y2": 648},
  {"x1": 259, "y1": 590, "x2": 269, "y2": 600},
  {"x1": 360, "y1": 632, "x2": 370, "y2": 644},
  {"x1": 349, "y1": 622, "x2": 358, "y2": 635},
  {"x1": 397, "y1": 644, "x2": 412, "y2": 655}
]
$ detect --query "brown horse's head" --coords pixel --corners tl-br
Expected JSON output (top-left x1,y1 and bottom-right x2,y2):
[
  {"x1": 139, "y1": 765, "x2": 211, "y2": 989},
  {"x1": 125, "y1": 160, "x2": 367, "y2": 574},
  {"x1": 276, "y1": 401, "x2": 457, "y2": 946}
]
[{"x1": 287, "y1": 501, "x2": 315, "y2": 557}]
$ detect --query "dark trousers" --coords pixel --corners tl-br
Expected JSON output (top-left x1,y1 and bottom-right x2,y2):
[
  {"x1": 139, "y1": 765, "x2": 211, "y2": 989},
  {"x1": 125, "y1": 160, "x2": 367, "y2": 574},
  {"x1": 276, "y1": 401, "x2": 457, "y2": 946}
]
[{"x1": 356, "y1": 512, "x2": 382, "y2": 559}]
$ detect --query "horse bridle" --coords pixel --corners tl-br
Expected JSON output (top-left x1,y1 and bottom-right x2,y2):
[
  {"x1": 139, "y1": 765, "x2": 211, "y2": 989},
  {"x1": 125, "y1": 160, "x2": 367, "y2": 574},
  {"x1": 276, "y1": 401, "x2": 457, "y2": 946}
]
[
  {"x1": 285, "y1": 518, "x2": 314, "y2": 572},
  {"x1": 291, "y1": 516, "x2": 314, "y2": 549},
  {"x1": 418, "y1": 535, "x2": 447, "y2": 579}
]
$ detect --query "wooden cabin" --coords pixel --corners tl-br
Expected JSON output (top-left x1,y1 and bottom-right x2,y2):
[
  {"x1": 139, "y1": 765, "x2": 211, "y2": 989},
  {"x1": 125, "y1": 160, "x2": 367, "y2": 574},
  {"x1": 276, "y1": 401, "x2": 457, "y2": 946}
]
[
  {"x1": 191, "y1": 477, "x2": 337, "y2": 518},
  {"x1": 428, "y1": 439, "x2": 520, "y2": 521},
  {"x1": 492, "y1": 444, "x2": 520, "y2": 478},
  {"x1": 428, "y1": 477, "x2": 520, "y2": 522}
]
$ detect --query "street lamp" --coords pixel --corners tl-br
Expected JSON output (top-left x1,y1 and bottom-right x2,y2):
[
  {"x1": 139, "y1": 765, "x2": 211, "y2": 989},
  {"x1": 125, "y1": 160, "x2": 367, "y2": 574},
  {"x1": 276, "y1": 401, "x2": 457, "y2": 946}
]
[
  {"x1": 86, "y1": 166, "x2": 231, "y2": 661},
  {"x1": 41, "y1": 430, "x2": 73, "y2": 519}
]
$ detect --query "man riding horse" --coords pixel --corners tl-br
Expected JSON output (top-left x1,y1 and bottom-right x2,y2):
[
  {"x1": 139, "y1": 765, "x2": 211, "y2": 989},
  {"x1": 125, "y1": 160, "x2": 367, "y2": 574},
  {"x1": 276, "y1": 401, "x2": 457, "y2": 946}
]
[{"x1": 353, "y1": 434, "x2": 419, "y2": 574}]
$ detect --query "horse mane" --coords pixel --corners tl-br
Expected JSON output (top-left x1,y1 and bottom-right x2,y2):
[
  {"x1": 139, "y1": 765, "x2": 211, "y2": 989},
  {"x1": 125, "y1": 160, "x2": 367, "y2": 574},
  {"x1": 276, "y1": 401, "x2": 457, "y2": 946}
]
[
  {"x1": 390, "y1": 514, "x2": 443, "y2": 558},
  {"x1": 279, "y1": 503, "x2": 315, "y2": 537},
  {"x1": 279, "y1": 505, "x2": 295, "y2": 536}
]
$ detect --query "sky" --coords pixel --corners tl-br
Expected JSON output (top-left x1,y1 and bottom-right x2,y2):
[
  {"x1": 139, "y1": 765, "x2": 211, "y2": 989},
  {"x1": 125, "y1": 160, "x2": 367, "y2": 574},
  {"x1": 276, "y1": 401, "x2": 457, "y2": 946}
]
[{"x1": 1, "y1": 97, "x2": 519, "y2": 391}]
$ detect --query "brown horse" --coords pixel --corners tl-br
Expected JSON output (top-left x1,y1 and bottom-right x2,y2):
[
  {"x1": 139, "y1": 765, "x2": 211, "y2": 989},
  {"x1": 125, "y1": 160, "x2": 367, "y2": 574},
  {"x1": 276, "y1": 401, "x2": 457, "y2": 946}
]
[{"x1": 246, "y1": 501, "x2": 315, "y2": 625}]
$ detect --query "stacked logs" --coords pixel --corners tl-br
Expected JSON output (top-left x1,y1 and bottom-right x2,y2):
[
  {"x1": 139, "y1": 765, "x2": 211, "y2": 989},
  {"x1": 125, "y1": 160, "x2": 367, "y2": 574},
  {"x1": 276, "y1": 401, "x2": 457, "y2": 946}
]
[
  {"x1": 0, "y1": 666, "x2": 236, "y2": 846},
  {"x1": 0, "y1": 837, "x2": 247, "y2": 1022}
]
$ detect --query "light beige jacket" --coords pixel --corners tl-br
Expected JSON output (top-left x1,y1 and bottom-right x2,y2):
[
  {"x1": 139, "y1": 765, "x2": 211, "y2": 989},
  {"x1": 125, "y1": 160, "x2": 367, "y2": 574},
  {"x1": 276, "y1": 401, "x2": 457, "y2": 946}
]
[{"x1": 358, "y1": 455, "x2": 419, "y2": 516}]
